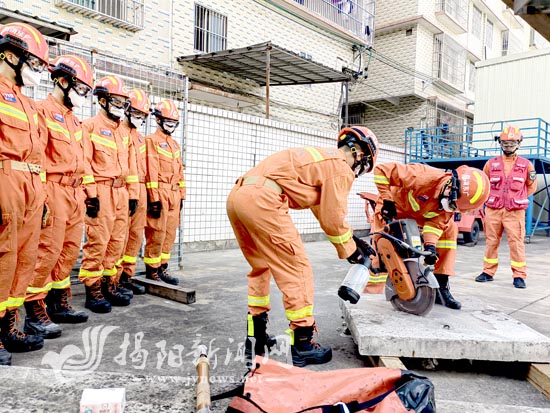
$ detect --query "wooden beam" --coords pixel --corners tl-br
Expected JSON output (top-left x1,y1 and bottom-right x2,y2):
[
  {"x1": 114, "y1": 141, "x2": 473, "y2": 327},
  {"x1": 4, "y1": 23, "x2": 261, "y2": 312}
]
[
  {"x1": 134, "y1": 277, "x2": 196, "y2": 304},
  {"x1": 368, "y1": 356, "x2": 407, "y2": 370},
  {"x1": 527, "y1": 363, "x2": 550, "y2": 398}
]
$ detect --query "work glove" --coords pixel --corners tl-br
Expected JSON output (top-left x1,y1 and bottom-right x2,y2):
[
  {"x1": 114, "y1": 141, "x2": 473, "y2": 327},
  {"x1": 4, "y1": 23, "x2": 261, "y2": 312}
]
[
  {"x1": 381, "y1": 199, "x2": 397, "y2": 222},
  {"x1": 129, "y1": 199, "x2": 139, "y2": 217},
  {"x1": 347, "y1": 235, "x2": 374, "y2": 265},
  {"x1": 147, "y1": 201, "x2": 162, "y2": 219},
  {"x1": 85, "y1": 197, "x2": 100, "y2": 218},
  {"x1": 353, "y1": 234, "x2": 376, "y2": 257},
  {"x1": 41, "y1": 204, "x2": 50, "y2": 228},
  {"x1": 423, "y1": 244, "x2": 439, "y2": 266}
]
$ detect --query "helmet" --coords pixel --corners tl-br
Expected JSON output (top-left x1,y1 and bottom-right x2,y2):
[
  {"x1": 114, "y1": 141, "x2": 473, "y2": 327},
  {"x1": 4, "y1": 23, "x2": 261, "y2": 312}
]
[
  {"x1": 0, "y1": 22, "x2": 48, "y2": 64},
  {"x1": 93, "y1": 75, "x2": 129, "y2": 98},
  {"x1": 49, "y1": 55, "x2": 93, "y2": 88},
  {"x1": 337, "y1": 126, "x2": 379, "y2": 173},
  {"x1": 454, "y1": 165, "x2": 490, "y2": 212},
  {"x1": 128, "y1": 88, "x2": 150, "y2": 114},
  {"x1": 153, "y1": 99, "x2": 179, "y2": 121},
  {"x1": 499, "y1": 126, "x2": 522, "y2": 142}
]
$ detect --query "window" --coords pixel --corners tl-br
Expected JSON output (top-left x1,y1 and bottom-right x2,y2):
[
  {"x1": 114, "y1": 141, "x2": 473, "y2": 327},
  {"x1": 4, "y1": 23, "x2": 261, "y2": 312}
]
[
  {"x1": 55, "y1": 0, "x2": 144, "y2": 31},
  {"x1": 436, "y1": 0, "x2": 468, "y2": 28},
  {"x1": 502, "y1": 30, "x2": 509, "y2": 56},
  {"x1": 468, "y1": 61, "x2": 475, "y2": 92},
  {"x1": 485, "y1": 19, "x2": 493, "y2": 49},
  {"x1": 471, "y1": 6, "x2": 482, "y2": 39},
  {"x1": 433, "y1": 33, "x2": 466, "y2": 92},
  {"x1": 194, "y1": 4, "x2": 228, "y2": 53}
]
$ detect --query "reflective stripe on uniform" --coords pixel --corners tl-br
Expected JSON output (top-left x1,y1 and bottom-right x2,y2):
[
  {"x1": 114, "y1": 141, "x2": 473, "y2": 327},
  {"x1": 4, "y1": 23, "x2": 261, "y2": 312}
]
[
  {"x1": 46, "y1": 119, "x2": 70, "y2": 141},
  {"x1": 91, "y1": 134, "x2": 117, "y2": 150},
  {"x1": 369, "y1": 273, "x2": 387, "y2": 283},
  {"x1": 75, "y1": 130, "x2": 83, "y2": 142},
  {"x1": 422, "y1": 224, "x2": 443, "y2": 237},
  {"x1": 4, "y1": 296, "x2": 25, "y2": 309},
  {"x1": 483, "y1": 256, "x2": 498, "y2": 264},
  {"x1": 40, "y1": 171, "x2": 46, "y2": 183},
  {"x1": 82, "y1": 175, "x2": 95, "y2": 185},
  {"x1": 102, "y1": 266, "x2": 117, "y2": 276},
  {"x1": 146, "y1": 182, "x2": 159, "y2": 189},
  {"x1": 423, "y1": 211, "x2": 439, "y2": 218},
  {"x1": 123, "y1": 255, "x2": 137, "y2": 264},
  {"x1": 247, "y1": 314, "x2": 254, "y2": 336},
  {"x1": 26, "y1": 282, "x2": 53, "y2": 294},
  {"x1": 511, "y1": 260, "x2": 526, "y2": 268},
  {"x1": 326, "y1": 229, "x2": 352, "y2": 245},
  {"x1": 286, "y1": 328, "x2": 295, "y2": 345},
  {"x1": 285, "y1": 305, "x2": 313, "y2": 321},
  {"x1": 139, "y1": 144, "x2": 146, "y2": 154},
  {"x1": 79, "y1": 268, "x2": 104, "y2": 278},
  {"x1": 144, "y1": 256, "x2": 161, "y2": 265},
  {"x1": 373, "y1": 175, "x2": 390, "y2": 185},
  {"x1": 304, "y1": 147, "x2": 324, "y2": 162},
  {"x1": 408, "y1": 190, "x2": 420, "y2": 212},
  {"x1": 0, "y1": 102, "x2": 29, "y2": 123},
  {"x1": 51, "y1": 276, "x2": 71, "y2": 289},
  {"x1": 156, "y1": 145, "x2": 174, "y2": 159},
  {"x1": 126, "y1": 175, "x2": 139, "y2": 183},
  {"x1": 248, "y1": 295, "x2": 270, "y2": 307},
  {"x1": 161, "y1": 253, "x2": 171, "y2": 260},
  {"x1": 436, "y1": 240, "x2": 457, "y2": 249},
  {"x1": 179, "y1": 181, "x2": 186, "y2": 188}
]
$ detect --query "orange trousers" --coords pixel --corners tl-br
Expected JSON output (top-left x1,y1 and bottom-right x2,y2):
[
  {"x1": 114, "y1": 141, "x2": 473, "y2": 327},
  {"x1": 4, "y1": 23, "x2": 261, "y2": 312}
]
[
  {"x1": 144, "y1": 186, "x2": 180, "y2": 269},
  {"x1": 482, "y1": 207, "x2": 527, "y2": 279},
  {"x1": 227, "y1": 180, "x2": 314, "y2": 329},
  {"x1": 27, "y1": 182, "x2": 85, "y2": 301},
  {"x1": 118, "y1": 183, "x2": 147, "y2": 277},
  {"x1": 0, "y1": 171, "x2": 44, "y2": 317},
  {"x1": 79, "y1": 184, "x2": 129, "y2": 287}
]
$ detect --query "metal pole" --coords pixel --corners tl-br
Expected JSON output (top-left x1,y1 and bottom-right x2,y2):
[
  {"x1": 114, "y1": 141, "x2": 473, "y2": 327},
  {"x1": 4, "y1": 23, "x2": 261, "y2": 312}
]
[
  {"x1": 266, "y1": 47, "x2": 270, "y2": 119},
  {"x1": 344, "y1": 81, "x2": 349, "y2": 127},
  {"x1": 178, "y1": 75, "x2": 189, "y2": 270}
]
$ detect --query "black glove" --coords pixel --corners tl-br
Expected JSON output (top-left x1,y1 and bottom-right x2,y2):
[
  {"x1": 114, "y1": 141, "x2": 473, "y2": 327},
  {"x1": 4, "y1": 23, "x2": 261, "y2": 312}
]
[
  {"x1": 423, "y1": 244, "x2": 439, "y2": 265},
  {"x1": 85, "y1": 197, "x2": 100, "y2": 218},
  {"x1": 147, "y1": 201, "x2": 162, "y2": 219},
  {"x1": 41, "y1": 204, "x2": 50, "y2": 228},
  {"x1": 381, "y1": 199, "x2": 397, "y2": 222},
  {"x1": 353, "y1": 235, "x2": 376, "y2": 257},
  {"x1": 129, "y1": 199, "x2": 139, "y2": 217}
]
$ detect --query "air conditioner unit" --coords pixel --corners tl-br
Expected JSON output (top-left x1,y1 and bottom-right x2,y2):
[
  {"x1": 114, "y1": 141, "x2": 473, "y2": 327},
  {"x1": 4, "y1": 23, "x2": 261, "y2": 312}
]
[{"x1": 514, "y1": 0, "x2": 550, "y2": 14}]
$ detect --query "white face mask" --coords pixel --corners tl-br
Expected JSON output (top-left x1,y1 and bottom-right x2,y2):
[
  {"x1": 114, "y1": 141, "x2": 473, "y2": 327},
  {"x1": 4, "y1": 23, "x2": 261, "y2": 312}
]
[
  {"x1": 109, "y1": 106, "x2": 124, "y2": 120},
  {"x1": 21, "y1": 65, "x2": 42, "y2": 87},
  {"x1": 68, "y1": 89, "x2": 86, "y2": 109},
  {"x1": 440, "y1": 197, "x2": 456, "y2": 213},
  {"x1": 162, "y1": 120, "x2": 178, "y2": 134},
  {"x1": 130, "y1": 116, "x2": 144, "y2": 128}
]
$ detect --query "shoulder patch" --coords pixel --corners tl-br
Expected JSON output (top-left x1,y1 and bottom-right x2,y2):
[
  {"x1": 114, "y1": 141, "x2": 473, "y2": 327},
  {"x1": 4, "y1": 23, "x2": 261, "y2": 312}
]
[
  {"x1": 2, "y1": 93, "x2": 16, "y2": 103},
  {"x1": 159, "y1": 142, "x2": 168, "y2": 148},
  {"x1": 100, "y1": 128, "x2": 113, "y2": 137},
  {"x1": 53, "y1": 113, "x2": 64, "y2": 123},
  {"x1": 138, "y1": 136, "x2": 143, "y2": 143},
  {"x1": 417, "y1": 195, "x2": 429, "y2": 202},
  {"x1": 529, "y1": 171, "x2": 537, "y2": 181}
]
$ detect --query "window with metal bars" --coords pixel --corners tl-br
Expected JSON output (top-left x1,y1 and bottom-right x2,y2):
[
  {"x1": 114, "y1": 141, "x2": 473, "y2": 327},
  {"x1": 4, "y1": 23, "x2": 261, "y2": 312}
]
[{"x1": 194, "y1": 4, "x2": 228, "y2": 53}]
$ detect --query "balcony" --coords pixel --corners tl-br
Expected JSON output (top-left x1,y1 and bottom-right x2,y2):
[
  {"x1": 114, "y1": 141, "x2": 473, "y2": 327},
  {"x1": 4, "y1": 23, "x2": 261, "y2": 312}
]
[
  {"x1": 433, "y1": 33, "x2": 466, "y2": 93},
  {"x1": 435, "y1": 0, "x2": 468, "y2": 34}
]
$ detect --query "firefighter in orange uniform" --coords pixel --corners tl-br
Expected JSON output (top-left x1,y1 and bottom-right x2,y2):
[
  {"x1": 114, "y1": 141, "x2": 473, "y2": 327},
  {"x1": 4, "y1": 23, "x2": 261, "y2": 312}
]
[
  {"x1": 144, "y1": 100, "x2": 185, "y2": 285},
  {"x1": 372, "y1": 163, "x2": 490, "y2": 310},
  {"x1": 79, "y1": 75, "x2": 139, "y2": 313},
  {"x1": 117, "y1": 89, "x2": 150, "y2": 294},
  {"x1": 24, "y1": 55, "x2": 93, "y2": 338},
  {"x1": 227, "y1": 127, "x2": 378, "y2": 367},
  {"x1": 475, "y1": 126, "x2": 537, "y2": 288},
  {"x1": 0, "y1": 22, "x2": 49, "y2": 364}
]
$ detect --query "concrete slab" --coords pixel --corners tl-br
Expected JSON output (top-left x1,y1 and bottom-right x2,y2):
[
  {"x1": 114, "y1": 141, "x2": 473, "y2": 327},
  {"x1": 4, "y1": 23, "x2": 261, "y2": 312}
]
[{"x1": 341, "y1": 293, "x2": 550, "y2": 362}]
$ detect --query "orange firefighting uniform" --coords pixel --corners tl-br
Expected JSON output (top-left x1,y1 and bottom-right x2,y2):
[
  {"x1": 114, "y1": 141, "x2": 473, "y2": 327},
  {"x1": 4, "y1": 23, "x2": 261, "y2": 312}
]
[
  {"x1": 26, "y1": 94, "x2": 87, "y2": 301},
  {"x1": 144, "y1": 128, "x2": 186, "y2": 269},
  {"x1": 482, "y1": 155, "x2": 537, "y2": 279},
  {"x1": 78, "y1": 111, "x2": 139, "y2": 287},
  {"x1": 226, "y1": 147, "x2": 357, "y2": 329},
  {"x1": 118, "y1": 125, "x2": 147, "y2": 276},
  {"x1": 370, "y1": 163, "x2": 458, "y2": 292},
  {"x1": 0, "y1": 75, "x2": 46, "y2": 317}
]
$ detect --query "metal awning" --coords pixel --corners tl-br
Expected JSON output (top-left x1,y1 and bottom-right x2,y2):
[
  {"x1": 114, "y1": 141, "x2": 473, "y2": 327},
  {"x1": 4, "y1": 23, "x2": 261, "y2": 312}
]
[{"x1": 0, "y1": 8, "x2": 77, "y2": 40}]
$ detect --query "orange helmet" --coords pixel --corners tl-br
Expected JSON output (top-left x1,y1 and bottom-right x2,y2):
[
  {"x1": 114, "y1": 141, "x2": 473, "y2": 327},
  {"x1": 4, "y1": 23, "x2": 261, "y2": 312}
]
[
  {"x1": 49, "y1": 55, "x2": 93, "y2": 88},
  {"x1": 128, "y1": 88, "x2": 150, "y2": 114},
  {"x1": 0, "y1": 22, "x2": 48, "y2": 65},
  {"x1": 454, "y1": 165, "x2": 490, "y2": 212},
  {"x1": 93, "y1": 75, "x2": 129, "y2": 98},
  {"x1": 337, "y1": 126, "x2": 379, "y2": 174},
  {"x1": 499, "y1": 126, "x2": 522, "y2": 142},
  {"x1": 153, "y1": 99, "x2": 180, "y2": 121}
]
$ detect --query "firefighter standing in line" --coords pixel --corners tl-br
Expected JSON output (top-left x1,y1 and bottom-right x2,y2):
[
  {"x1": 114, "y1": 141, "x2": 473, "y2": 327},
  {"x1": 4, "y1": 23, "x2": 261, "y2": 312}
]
[
  {"x1": 475, "y1": 126, "x2": 537, "y2": 288},
  {"x1": 226, "y1": 127, "x2": 378, "y2": 367},
  {"x1": 116, "y1": 88, "x2": 150, "y2": 295},
  {"x1": 0, "y1": 22, "x2": 49, "y2": 365},
  {"x1": 24, "y1": 55, "x2": 93, "y2": 338},
  {"x1": 143, "y1": 100, "x2": 186, "y2": 285},
  {"x1": 79, "y1": 75, "x2": 139, "y2": 313},
  {"x1": 372, "y1": 162, "x2": 490, "y2": 310}
]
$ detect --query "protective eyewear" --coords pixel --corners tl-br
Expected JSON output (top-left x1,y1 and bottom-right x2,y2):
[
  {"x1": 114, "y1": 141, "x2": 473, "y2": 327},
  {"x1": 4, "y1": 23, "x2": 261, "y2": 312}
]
[
  {"x1": 163, "y1": 120, "x2": 179, "y2": 129},
  {"x1": 500, "y1": 142, "x2": 519, "y2": 148},
  {"x1": 25, "y1": 54, "x2": 47, "y2": 73},
  {"x1": 108, "y1": 96, "x2": 130, "y2": 109},
  {"x1": 129, "y1": 107, "x2": 147, "y2": 119},
  {"x1": 72, "y1": 81, "x2": 92, "y2": 97}
]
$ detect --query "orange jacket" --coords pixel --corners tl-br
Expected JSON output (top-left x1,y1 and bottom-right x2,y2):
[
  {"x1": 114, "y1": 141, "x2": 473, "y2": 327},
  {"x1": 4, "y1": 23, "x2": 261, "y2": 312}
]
[
  {"x1": 374, "y1": 162, "x2": 454, "y2": 246},
  {"x1": 145, "y1": 128, "x2": 186, "y2": 202},
  {"x1": 81, "y1": 111, "x2": 139, "y2": 199},
  {"x1": 244, "y1": 146, "x2": 356, "y2": 259}
]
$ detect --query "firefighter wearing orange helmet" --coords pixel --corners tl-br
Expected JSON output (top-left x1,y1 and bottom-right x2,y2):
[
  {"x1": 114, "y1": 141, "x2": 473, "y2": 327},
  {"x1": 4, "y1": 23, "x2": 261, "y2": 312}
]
[
  {"x1": 475, "y1": 126, "x2": 537, "y2": 288},
  {"x1": 79, "y1": 75, "x2": 139, "y2": 313},
  {"x1": 116, "y1": 88, "x2": 150, "y2": 295},
  {"x1": 372, "y1": 163, "x2": 490, "y2": 310},
  {"x1": 24, "y1": 55, "x2": 93, "y2": 339},
  {"x1": 0, "y1": 22, "x2": 50, "y2": 364},
  {"x1": 143, "y1": 100, "x2": 186, "y2": 285},
  {"x1": 227, "y1": 126, "x2": 378, "y2": 367}
]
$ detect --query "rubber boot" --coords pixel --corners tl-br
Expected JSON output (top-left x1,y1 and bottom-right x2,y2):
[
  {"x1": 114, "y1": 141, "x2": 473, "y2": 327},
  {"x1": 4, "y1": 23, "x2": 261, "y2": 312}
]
[
  {"x1": 145, "y1": 264, "x2": 162, "y2": 281},
  {"x1": 45, "y1": 288, "x2": 89, "y2": 323},
  {"x1": 245, "y1": 312, "x2": 277, "y2": 367},
  {"x1": 290, "y1": 325, "x2": 332, "y2": 367},
  {"x1": 0, "y1": 309, "x2": 44, "y2": 353},
  {"x1": 434, "y1": 274, "x2": 462, "y2": 310},
  {"x1": 120, "y1": 272, "x2": 145, "y2": 295},
  {"x1": 101, "y1": 276, "x2": 131, "y2": 306},
  {"x1": 158, "y1": 263, "x2": 179, "y2": 285},
  {"x1": 85, "y1": 281, "x2": 112, "y2": 313},
  {"x1": 0, "y1": 336, "x2": 12, "y2": 365},
  {"x1": 24, "y1": 300, "x2": 62, "y2": 339}
]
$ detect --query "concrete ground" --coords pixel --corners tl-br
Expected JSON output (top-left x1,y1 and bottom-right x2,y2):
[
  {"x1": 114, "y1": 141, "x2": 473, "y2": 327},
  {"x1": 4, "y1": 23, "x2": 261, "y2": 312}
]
[{"x1": 0, "y1": 232, "x2": 549, "y2": 412}]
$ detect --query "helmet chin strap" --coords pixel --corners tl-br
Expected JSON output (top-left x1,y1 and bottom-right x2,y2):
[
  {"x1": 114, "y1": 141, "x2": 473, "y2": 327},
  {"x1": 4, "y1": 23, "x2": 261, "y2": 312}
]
[
  {"x1": 56, "y1": 77, "x2": 74, "y2": 109},
  {"x1": 502, "y1": 148, "x2": 518, "y2": 156},
  {"x1": 100, "y1": 99, "x2": 121, "y2": 121}
]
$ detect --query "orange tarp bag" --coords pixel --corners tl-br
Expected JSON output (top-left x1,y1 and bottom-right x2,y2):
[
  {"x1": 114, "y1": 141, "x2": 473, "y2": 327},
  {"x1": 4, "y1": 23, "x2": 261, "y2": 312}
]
[{"x1": 215, "y1": 356, "x2": 435, "y2": 413}]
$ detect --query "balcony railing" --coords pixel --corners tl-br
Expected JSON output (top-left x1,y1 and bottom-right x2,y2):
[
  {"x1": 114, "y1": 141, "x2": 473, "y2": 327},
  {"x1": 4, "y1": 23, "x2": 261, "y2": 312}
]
[
  {"x1": 435, "y1": 0, "x2": 468, "y2": 33},
  {"x1": 433, "y1": 33, "x2": 466, "y2": 93}
]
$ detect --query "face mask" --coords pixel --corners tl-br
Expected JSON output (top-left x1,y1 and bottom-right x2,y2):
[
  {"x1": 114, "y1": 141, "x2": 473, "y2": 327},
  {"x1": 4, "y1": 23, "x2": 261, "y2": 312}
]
[
  {"x1": 109, "y1": 106, "x2": 125, "y2": 120},
  {"x1": 68, "y1": 89, "x2": 86, "y2": 109},
  {"x1": 162, "y1": 120, "x2": 178, "y2": 134},
  {"x1": 21, "y1": 65, "x2": 42, "y2": 87},
  {"x1": 130, "y1": 116, "x2": 144, "y2": 128},
  {"x1": 440, "y1": 197, "x2": 456, "y2": 213}
]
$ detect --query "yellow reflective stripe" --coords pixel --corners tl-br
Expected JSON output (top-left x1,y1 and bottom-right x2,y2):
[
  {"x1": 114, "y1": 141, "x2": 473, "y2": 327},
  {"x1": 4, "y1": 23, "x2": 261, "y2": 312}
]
[
  {"x1": 123, "y1": 255, "x2": 137, "y2": 264},
  {"x1": 408, "y1": 190, "x2": 420, "y2": 212},
  {"x1": 156, "y1": 145, "x2": 173, "y2": 159},
  {"x1": 6, "y1": 296, "x2": 25, "y2": 308},
  {"x1": 75, "y1": 130, "x2": 83, "y2": 142},
  {"x1": 33, "y1": 113, "x2": 38, "y2": 125},
  {"x1": 46, "y1": 119, "x2": 70, "y2": 141},
  {"x1": 286, "y1": 328, "x2": 295, "y2": 345},
  {"x1": 483, "y1": 256, "x2": 498, "y2": 264},
  {"x1": 146, "y1": 182, "x2": 158, "y2": 189},
  {"x1": 144, "y1": 256, "x2": 161, "y2": 265},
  {"x1": 248, "y1": 295, "x2": 270, "y2": 307},
  {"x1": 79, "y1": 268, "x2": 104, "y2": 278},
  {"x1": 82, "y1": 175, "x2": 95, "y2": 185},
  {"x1": 40, "y1": 171, "x2": 46, "y2": 183},
  {"x1": 511, "y1": 260, "x2": 526, "y2": 268},
  {"x1": 369, "y1": 273, "x2": 388, "y2": 283},
  {"x1": 174, "y1": 150, "x2": 181, "y2": 158},
  {"x1": 286, "y1": 305, "x2": 313, "y2": 320},
  {"x1": 126, "y1": 175, "x2": 139, "y2": 183},
  {"x1": 139, "y1": 144, "x2": 146, "y2": 154},
  {"x1": 373, "y1": 175, "x2": 390, "y2": 185},
  {"x1": 0, "y1": 102, "x2": 29, "y2": 123},
  {"x1": 51, "y1": 276, "x2": 70, "y2": 289},
  {"x1": 435, "y1": 240, "x2": 457, "y2": 249},
  {"x1": 91, "y1": 134, "x2": 117, "y2": 150},
  {"x1": 247, "y1": 314, "x2": 254, "y2": 336},
  {"x1": 179, "y1": 181, "x2": 186, "y2": 188},
  {"x1": 160, "y1": 253, "x2": 171, "y2": 260},
  {"x1": 122, "y1": 135, "x2": 129, "y2": 146},
  {"x1": 304, "y1": 147, "x2": 324, "y2": 162},
  {"x1": 27, "y1": 281, "x2": 54, "y2": 294},
  {"x1": 326, "y1": 229, "x2": 352, "y2": 245},
  {"x1": 423, "y1": 224, "x2": 443, "y2": 237},
  {"x1": 423, "y1": 211, "x2": 439, "y2": 218},
  {"x1": 470, "y1": 170, "x2": 484, "y2": 205},
  {"x1": 102, "y1": 266, "x2": 117, "y2": 276},
  {"x1": 115, "y1": 258, "x2": 123, "y2": 266}
]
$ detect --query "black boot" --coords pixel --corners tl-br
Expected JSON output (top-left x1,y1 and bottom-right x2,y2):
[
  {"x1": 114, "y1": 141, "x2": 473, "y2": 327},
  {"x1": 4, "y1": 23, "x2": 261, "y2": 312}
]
[
  {"x1": 85, "y1": 281, "x2": 112, "y2": 313},
  {"x1": 434, "y1": 274, "x2": 462, "y2": 310},
  {"x1": 245, "y1": 312, "x2": 277, "y2": 366},
  {"x1": 45, "y1": 288, "x2": 89, "y2": 323},
  {"x1": 291, "y1": 325, "x2": 332, "y2": 367},
  {"x1": 120, "y1": 272, "x2": 145, "y2": 295},
  {"x1": 101, "y1": 276, "x2": 131, "y2": 306},
  {"x1": 158, "y1": 263, "x2": 179, "y2": 285},
  {"x1": 0, "y1": 336, "x2": 12, "y2": 365},
  {"x1": 145, "y1": 264, "x2": 162, "y2": 281},
  {"x1": 0, "y1": 309, "x2": 44, "y2": 353},
  {"x1": 24, "y1": 300, "x2": 62, "y2": 339}
]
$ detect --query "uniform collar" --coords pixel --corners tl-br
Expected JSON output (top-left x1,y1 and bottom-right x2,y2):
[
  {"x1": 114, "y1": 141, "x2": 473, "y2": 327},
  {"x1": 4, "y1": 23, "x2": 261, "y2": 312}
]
[
  {"x1": 46, "y1": 93, "x2": 72, "y2": 115},
  {"x1": 0, "y1": 74, "x2": 19, "y2": 91}
]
